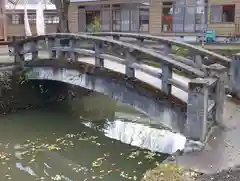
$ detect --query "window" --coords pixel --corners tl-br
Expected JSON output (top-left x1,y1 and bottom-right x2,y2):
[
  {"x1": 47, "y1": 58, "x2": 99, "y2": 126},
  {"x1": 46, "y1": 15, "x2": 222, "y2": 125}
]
[
  {"x1": 223, "y1": 5, "x2": 235, "y2": 22},
  {"x1": 184, "y1": 7, "x2": 196, "y2": 32},
  {"x1": 101, "y1": 7, "x2": 111, "y2": 31},
  {"x1": 121, "y1": 9, "x2": 130, "y2": 31},
  {"x1": 44, "y1": 15, "x2": 59, "y2": 24},
  {"x1": 139, "y1": 8, "x2": 149, "y2": 32},
  {"x1": 11, "y1": 14, "x2": 21, "y2": 24},
  {"x1": 210, "y1": 4, "x2": 235, "y2": 23},
  {"x1": 53, "y1": 16, "x2": 59, "y2": 24},
  {"x1": 8, "y1": 13, "x2": 59, "y2": 25},
  {"x1": 8, "y1": 14, "x2": 24, "y2": 24},
  {"x1": 172, "y1": 6, "x2": 185, "y2": 32},
  {"x1": 162, "y1": 2, "x2": 173, "y2": 32},
  {"x1": 28, "y1": 14, "x2": 36, "y2": 24},
  {"x1": 112, "y1": 9, "x2": 121, "y2": 31}
]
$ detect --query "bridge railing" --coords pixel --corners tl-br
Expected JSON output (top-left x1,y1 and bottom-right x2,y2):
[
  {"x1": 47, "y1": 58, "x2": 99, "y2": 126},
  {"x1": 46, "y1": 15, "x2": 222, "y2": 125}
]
[
  {"x1": 86, "y1": 32, "x2": 231, "y2": 68},
  {"x1": 2, "y1": 33, "x2": 227, "y2": 141},
  {"x1": 87, "y1": 32, "x2": 236, "y2": 93}
]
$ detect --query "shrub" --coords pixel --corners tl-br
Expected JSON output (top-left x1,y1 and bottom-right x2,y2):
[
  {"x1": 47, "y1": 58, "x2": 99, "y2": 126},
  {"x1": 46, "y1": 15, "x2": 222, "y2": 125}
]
[{"x1": 87, "y1": 16, "x2": 101, "y2": 33}]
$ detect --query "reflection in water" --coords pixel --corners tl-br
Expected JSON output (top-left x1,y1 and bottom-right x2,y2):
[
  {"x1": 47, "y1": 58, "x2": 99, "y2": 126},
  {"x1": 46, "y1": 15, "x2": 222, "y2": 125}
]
[
  {"x1": 0, "y1": 91, "x2": 186, "y2": 181},
  {"x1": 0, "y1": 108, "x2": 167, "y2": 181},
  {"x1": 83, "y1": 119, "x2": 186, "y2": 154},
  {"x1": 16, "y1": 163, "x2": 36, "y2": 176}
]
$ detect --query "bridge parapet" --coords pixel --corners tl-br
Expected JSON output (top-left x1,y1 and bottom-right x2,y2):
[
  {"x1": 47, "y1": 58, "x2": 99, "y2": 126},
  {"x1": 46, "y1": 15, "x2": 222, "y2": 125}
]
[
  {"x1": 230, "y1": 54, "x2": 240, "y2": 96},
  {"x1": 2, "y1": 33, "x2": 227, "y2": 142},
  {"x1": 88, "y1": 32, "x2": 238, "y2": 94},
  {"x1": 87, "y1": 32, "x2": 231, "y2": 68}
]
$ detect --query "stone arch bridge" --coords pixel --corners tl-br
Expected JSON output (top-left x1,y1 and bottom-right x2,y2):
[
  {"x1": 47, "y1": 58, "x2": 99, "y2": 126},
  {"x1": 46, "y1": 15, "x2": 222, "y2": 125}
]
[{"x1": 0, "y1": 33, "x2": 234, "y2": 142}]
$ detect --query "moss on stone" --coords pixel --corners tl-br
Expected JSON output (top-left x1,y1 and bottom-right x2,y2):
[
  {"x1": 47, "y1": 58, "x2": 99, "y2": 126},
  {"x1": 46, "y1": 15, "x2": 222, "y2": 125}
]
[{"x1": 141, "y1": 163, "x2": 199, "y2": 181}]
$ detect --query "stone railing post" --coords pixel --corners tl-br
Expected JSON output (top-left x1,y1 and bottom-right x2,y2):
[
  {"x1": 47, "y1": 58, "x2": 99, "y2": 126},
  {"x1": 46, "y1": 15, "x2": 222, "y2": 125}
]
[
  {"x1": 69, "y1": 39, "x2": 78, "y2": 62},
  {"x1": 113, "y1": 35, "x2": 120, "y2": 40},
  {"x1": 161, "y1": 43, "x2": 172, "y2": 96},
  {"x1": 59, "y1": 38, "x2": 69, "y2": 58},
  {"x1": 206, "y1": 63, "x2": 227, "y2": 125},
  {"x1": 125, "y1": 50, "x2": 136, "y2": 78},
  {"x1": 193, "y1": 54, "x2": 204, "y2": 69},
  {"x1": 186, "y1": 78, "x2": 209, "y2": 141},
  {"x1": 47, "y1": 37, "x2": 57, "y2": 58},
  {"x1": 136, "y1": 37, "x2": 144, "y2": 46},
  {"x1": 94, "y1": 41, "x2": 104, "y2": 67},
  {"x1": 31, "y1": 39, "x2": 38, "y2": 60},
  {"x1": 162, "y1": 63, "x2": 172, "y2": 96},
  {"x1": 230, "y1": 54, "x2": 240, "y2": 94},
  {"x1": 12, "y1": 36, "x2": 24, "y2": 65},
  {"x1": 162, "y1": 43, "x2": 171, "y2": 55}
]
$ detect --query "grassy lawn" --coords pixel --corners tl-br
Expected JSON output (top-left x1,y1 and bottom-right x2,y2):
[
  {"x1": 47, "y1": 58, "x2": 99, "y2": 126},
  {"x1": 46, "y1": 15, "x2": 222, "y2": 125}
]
[
  {"x1": 198, "y1": 45, "x2": 240, "y2": 50},
  {"x1": 142, "y1": 59, "x2": 193, "y2": 78},
  {"x1": 171, "y1": 44, "x2": 240, "y2": 56}
]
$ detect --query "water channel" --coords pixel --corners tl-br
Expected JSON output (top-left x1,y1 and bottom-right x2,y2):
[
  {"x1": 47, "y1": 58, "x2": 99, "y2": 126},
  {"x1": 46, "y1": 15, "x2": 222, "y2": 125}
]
[{"x1": 0, "y1": 81, "x2": 186, "y2": 181}]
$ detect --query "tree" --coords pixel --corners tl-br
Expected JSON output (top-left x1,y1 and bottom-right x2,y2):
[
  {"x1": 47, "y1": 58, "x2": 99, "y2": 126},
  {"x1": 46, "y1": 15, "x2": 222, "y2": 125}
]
[
  {"x1": 8, "y1": 0, "x2": 70, "y2": 33},
  {"x1": 87, "y1": 16, "x2": 101, "y2": 33},
  {"x1": 51, "y1": 0, "x2": 70, "y2": 33}
]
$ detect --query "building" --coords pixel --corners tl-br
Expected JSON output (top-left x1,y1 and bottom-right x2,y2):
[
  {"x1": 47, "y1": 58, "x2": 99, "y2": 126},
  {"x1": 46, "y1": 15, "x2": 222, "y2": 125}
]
[
  {"x1": 69, "y1": 0, "x2": 149, "y2": 33},
  {"x1": 2, "y1": 0, "x2": 240, "y2": 39},
  {"x1": 151, "y1": 0, "x2": 239, "y2": 36},
  {"x1": 68, "y1": 0, "x2": 240, "y2": 36},
  {"x1": 5, "y1": 0, "x2": 59, "y2": 39},
  {"x1": 0, "y1": 0, "x2": 6, "y2": 41}
]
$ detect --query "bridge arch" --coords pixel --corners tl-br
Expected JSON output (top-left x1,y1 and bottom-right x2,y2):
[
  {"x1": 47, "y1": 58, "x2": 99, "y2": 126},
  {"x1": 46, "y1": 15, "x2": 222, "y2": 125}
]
[
  {"x1": 26, "y1": 66, "x2": 186, "y2": 131},
  {"x1": 3, "y1": 33, "x2": 227, "y2": 141}
]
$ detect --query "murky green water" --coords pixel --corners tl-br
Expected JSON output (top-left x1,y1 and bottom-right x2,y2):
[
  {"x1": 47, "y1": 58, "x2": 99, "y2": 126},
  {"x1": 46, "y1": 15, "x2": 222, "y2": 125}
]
[{"x1": 0, "y1": 91, "x2": 185, "y2": 181}]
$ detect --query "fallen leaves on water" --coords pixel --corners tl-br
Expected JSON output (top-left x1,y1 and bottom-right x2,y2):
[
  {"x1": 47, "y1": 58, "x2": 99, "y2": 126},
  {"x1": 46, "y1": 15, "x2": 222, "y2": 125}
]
[
  {"x1": 72, "y1": 165, "x2": 89, "y2": 173},
  {"x1": 92, "y1": 157, "x2": 104, "y2": 167},
  {"x1": 127, "y1": 151, "x2": 140, "y2": 159},
  {"x1": 144, "y1": 151, "x2": 157, "y2": 160},
  {"x1": 0, "y1": 152, "x2": 11, "y2": 162},
  {"x1": 47, "y1": 144, "x2": 61, "y2": 151},
  {"x1": 51, "y1": 175, "x2": 61, "y2": 180},
  {"x1": 120, "y1": 171, "x2": 138, "y2": 180},
  {"x1": 92, "y1": 153, "x2": 110, "y2": 167},
  {"x1": 0, "y1": 132, "x2": 166, "y2": 181}
]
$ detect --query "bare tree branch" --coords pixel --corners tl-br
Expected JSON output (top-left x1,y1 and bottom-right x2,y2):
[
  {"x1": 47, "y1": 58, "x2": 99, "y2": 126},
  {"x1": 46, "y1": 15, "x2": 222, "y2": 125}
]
[
  {"x1": 7, "y1": 0, "x2": 20, "y2": 5},
  {"x1": 8, "y1": 0, "x2": 70, "y2": 33}
]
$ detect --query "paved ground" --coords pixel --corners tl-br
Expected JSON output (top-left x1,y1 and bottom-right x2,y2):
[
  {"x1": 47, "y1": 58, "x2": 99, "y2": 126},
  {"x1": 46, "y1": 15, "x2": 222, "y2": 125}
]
[
  {"x1": 197, "y1": 167, "x2": 240, "y2": 181},
  {"x1": 177, "y1": 96, "x2": 240, "y2": 174},
  {"x1": 0, "y1": 45, "x2": 14, "y2": 63}
]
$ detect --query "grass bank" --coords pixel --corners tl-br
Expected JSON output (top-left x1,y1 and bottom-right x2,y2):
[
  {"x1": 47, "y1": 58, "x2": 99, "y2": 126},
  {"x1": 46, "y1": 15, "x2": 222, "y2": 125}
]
[{"x1": 141, "y1": 163, "x2": 199, "y2": 181}]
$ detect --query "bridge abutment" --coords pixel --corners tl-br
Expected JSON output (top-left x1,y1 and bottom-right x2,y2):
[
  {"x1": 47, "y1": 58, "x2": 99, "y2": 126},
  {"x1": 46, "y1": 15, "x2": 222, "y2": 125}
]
[
  {"x1": 186, "y1": 64, "x2": 226, "y2": 141},
  {"x1": 230, "y1": 54, "x2": 240, "y2": 98}
]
